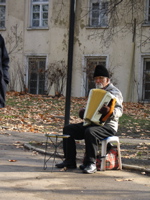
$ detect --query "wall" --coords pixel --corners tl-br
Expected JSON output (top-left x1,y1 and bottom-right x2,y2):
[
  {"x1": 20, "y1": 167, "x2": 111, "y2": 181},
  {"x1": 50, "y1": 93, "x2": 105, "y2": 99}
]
[{"x1": 1, "y1": 0, "x2": 149, "y2": 102}]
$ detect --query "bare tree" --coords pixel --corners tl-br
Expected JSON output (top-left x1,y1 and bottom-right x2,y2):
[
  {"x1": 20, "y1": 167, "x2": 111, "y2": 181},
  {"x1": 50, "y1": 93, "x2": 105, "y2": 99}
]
[
  {"x1": 4, "y1": 24, "x2": 24, "y2": 91},
  {"x1": 87, "y1": 0, "x2": 145, "y2": 48},
  {"x1": 78, "y1": 0, "x2": 147, "y2": 100},
  {"x1": 5, "y1": 24, "x2": 23, "y2": 56},
  {"x1": 45, "y1": 60, "x2": 67, "y2": 96},
  {"x1": 8, "y1": 62, "x2": 26, "y2": 92}
]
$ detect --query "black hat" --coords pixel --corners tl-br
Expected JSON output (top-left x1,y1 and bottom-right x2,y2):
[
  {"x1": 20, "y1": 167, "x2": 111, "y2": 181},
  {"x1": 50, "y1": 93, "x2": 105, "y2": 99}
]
[{"x1": 93, "y1": 65, "x2": 109, "y2": 78}]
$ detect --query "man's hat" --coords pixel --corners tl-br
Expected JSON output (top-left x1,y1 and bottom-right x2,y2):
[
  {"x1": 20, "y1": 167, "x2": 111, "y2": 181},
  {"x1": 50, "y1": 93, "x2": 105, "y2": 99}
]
[{"x1": 93, "y1": 65, "x2": 109, "y2": 78}]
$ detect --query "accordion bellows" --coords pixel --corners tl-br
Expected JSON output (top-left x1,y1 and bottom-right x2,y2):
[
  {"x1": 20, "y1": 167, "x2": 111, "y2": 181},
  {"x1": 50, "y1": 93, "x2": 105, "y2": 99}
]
[{"x1": 83, "y1": 89, "x2": 116, "y2": 126}]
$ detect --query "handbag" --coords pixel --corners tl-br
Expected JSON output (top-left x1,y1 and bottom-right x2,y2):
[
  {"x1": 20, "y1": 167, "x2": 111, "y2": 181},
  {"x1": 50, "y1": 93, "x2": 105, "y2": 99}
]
[{"x1": 96, "y1": 147, "x2": 119, "y2": 171}]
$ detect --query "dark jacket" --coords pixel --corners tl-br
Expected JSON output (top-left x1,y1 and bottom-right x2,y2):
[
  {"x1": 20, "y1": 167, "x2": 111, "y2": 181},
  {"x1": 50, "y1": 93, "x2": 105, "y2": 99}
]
[{"x1": 0, "y1": 34, "x2": 9, "y2": 108}]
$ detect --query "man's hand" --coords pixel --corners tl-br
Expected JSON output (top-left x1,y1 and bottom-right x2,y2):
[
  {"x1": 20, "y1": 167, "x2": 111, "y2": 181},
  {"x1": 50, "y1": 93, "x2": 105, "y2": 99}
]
[
  {"x1": 99, "y1": 105, "x2": 110, "y2": 116},
  {"x1": 79, "y1": 108, "x2": 85, "y2": 119}
]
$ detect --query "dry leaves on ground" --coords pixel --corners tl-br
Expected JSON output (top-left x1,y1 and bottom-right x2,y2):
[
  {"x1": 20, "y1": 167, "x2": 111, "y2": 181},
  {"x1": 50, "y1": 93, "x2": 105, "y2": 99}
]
[{"x1": 0, "y1": 92, "x2": 149, "y2": 137}]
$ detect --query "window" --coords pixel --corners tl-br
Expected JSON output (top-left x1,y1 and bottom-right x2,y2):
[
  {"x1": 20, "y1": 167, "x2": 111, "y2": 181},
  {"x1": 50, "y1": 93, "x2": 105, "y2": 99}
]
[
  {"x1": 144, "y1": 0, "x2": 150, "y2": 23},
  {"x1": 148, "y1": 0, "x2": 150, "y2": 22},
  {"x1": 28, "y1": 57, "x2": 46, "y2": 94},
  {"x1": 0, "y1": 0, "x2": 6, "y2": 28},
  {"x1": 85, "y1": 57, "x2": 106, "y2": 95},
  {"x1": 31, "y1": 0, "x2": 49, "y2": 28},
  {"x1": 143, "y1": 59, "x2": 150, "y2": 101},
  {"x1": 90, "y1": 0, "x2": 108, "y2": 27}
]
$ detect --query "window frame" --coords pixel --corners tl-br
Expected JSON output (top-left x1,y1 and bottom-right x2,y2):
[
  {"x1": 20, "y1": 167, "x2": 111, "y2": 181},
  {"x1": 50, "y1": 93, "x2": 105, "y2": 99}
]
[
  {"x1": 142, "y1": 58, "x2": 150, "y2": 102},
  {"x1": 89, "y1": 0, "x2": 108, "y2": 27},
  {"x1": 30, "y1": 0, "x2": 49, "y2": 28},
  {"x1": 144, "y1": 0, "x2": 150, "y2": 24},
  {"x1": 27, "y1": 56, "x2": 47, "y2": 95},
  {"x1": 147, "y1": 0, "x2": 150, "y2": 22},
  {"x1": 0, "y1": 0, "x2": 6, "y2": 29},
  {"x1": 82, "y1": 55, "x2": 108, "y2": 96}
]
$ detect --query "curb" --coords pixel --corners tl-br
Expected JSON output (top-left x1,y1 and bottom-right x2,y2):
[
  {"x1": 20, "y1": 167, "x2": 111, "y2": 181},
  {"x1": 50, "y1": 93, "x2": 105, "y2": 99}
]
[
  {"x1": 122, "y1": 164, "x2": 150, "y2": 173},
  {"x1": 24, "y1": 143, "x2": 46, "y2": 154},
  {"x1": 24, "y1": 143, "x2": 150, "y2": 174}
]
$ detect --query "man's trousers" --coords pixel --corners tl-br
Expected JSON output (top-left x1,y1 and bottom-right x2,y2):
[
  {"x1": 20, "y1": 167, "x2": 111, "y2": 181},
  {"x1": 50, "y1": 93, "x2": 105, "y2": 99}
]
[{"x1": 63, "y1": 122, "x2": 116, "y2": 164}]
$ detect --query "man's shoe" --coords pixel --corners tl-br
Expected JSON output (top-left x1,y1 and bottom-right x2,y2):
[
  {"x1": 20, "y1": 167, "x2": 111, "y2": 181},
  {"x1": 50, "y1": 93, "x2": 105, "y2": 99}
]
[
  {"x1": 55, "y1": 162, "x2": 65, "y2": 168},
  {"x1": 83, "y1": 163, "x2": 97, "y2": 174},
  {"x1": 55, "y1": 161, "x2": 76, "y2": 169},
  {"x1": 79, "y1": 164, "x2": 86, "y2": 170}
]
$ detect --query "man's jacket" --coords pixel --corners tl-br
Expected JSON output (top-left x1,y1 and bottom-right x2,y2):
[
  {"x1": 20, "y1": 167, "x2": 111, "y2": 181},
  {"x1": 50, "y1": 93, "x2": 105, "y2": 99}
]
[
  {"x1": 104, "y1": 83, "x2": 123, "y2": 132},
  {"x1": 0, "y1": 34, "x2": 9, "y2": 108}
]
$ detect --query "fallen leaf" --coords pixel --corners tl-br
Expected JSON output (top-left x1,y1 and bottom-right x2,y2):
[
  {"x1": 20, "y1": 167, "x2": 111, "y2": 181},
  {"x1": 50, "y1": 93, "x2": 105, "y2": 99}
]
[
  {"x1": 60, "y1": 167, "x2": 67, "y2": 171},
  {"x1": 8, "y1": 159, "x2": 17, "y2": 162},
  {"x1": 115, "y1": 179, "x2": 124, "y2": 182},
  {"x1": 141, "y1": 172, "x2": 146, "y2": 175},
  {"x1": 115, "y1": 178, "x2": 133, "y2": 182},
  {"x1": 124, "y1": 178, "x2": 133, "y2": 181}
]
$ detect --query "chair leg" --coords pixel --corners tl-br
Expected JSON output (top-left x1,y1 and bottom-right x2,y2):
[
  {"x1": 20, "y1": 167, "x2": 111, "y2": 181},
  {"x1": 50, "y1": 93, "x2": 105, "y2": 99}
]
[
  {"x1": 117, "y1": 142, "x2": 122, "y2": 170},
  {"x1": 100, "y1": 140, "x2": 107, "y2": 171},
  {"x1": 100, "y1": 136, "x2": 122, "y2": 171},
  {"x1": 101, "y1": 138, "x2": 122, "y2": 171}
]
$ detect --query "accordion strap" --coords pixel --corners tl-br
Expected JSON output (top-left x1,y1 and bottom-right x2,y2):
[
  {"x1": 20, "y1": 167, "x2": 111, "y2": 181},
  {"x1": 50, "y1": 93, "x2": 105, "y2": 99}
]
[{"x1": 101, "y1": 98, "x2": 116, "y2": 122}]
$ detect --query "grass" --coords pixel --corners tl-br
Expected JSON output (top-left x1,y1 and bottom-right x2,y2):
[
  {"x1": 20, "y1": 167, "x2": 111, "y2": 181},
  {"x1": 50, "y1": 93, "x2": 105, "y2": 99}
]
[
  {"x1": 119, "y1": 113, "x2": 150, "y2": 130},
  {"x1": 118, "y1": 113, "x2": 150, "y2": 138},
  {"x1": 0, "y1": 92, "x2": 149, "y2": 137}
]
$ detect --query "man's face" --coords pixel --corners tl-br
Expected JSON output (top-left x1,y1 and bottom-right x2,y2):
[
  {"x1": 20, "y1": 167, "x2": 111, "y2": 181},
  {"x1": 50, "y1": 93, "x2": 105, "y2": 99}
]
[{"x1": 94, "y1": 76, "x2": 110, "y2": 89}]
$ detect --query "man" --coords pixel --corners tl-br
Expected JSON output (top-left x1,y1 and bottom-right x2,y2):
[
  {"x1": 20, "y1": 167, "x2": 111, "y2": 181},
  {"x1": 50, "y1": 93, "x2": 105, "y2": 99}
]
[
  {"x1": 56, "y1": 65, "x2": 123, "y2": 174},
  {"x1": 0, "y1": 34, "x2": 9, "y2": 108}
]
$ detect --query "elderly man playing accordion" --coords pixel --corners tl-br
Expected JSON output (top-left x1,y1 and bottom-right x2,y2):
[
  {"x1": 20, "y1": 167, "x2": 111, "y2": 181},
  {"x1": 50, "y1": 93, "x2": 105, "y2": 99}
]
[{"x1": 56, "y1": 65, "x2": 123, "y2": 174}]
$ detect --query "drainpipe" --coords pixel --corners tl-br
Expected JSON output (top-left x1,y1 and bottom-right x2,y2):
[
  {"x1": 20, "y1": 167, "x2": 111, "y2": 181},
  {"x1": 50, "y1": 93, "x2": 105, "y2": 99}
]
[
  {"x1": 127, "y1": 18, "x2": 136, "y2": 102},
  {"x1": 64, "y1": 0, "x2": 76, "y2": 125}
]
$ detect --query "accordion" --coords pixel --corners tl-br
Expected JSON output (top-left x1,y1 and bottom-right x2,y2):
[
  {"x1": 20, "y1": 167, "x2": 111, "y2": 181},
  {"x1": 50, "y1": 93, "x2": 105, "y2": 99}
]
[{"x1": 83, "y1": 89, "x2": 116, "y2": 126}]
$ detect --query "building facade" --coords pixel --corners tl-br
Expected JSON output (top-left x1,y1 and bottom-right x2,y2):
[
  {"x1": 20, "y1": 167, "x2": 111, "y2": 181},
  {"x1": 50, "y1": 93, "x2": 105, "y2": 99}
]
[{"x1": 0, "y1": 0, "x2": 150, "y2": 102}]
